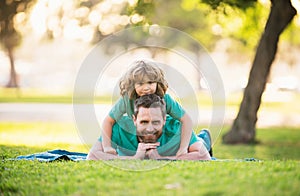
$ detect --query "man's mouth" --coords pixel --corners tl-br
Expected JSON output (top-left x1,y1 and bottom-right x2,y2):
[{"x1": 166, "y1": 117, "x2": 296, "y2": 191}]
[{"x1": 139, "y1": 134, "x2": 157, "y2": 143}]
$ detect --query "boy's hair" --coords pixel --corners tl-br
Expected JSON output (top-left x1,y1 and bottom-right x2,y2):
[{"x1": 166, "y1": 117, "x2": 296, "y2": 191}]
[
  {"x1": 119, "y1": 60, "x2": 168, "y2": 99},
  {"x1": 134, "y1": 94, "x2": 166, "y2": 117}
]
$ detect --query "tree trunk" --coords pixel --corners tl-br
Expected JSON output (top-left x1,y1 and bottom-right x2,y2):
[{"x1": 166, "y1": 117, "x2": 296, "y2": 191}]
[
  {"x1": 223, "y1": 0, "x2": 297, "y2": 144},
  {"x1": 6, "y1": 47, "x2": 18, "y2": 88}
]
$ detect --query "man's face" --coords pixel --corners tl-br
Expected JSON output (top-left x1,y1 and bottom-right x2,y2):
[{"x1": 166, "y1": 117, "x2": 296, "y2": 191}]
[{"x1": 133, "y1": 106, "x2": 165, "y2": 143}]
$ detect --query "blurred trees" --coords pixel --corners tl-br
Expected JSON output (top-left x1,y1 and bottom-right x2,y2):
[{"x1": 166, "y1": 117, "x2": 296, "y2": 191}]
[
  {"x1": 0, "y1": 0, "x2": 144, "y2": 87},
  {"x1": 0, "y1": 0, "x2": 298, "y2": 144},
  {"x1": 0, "y1": 0, "x2": 35, "y2": 87}
]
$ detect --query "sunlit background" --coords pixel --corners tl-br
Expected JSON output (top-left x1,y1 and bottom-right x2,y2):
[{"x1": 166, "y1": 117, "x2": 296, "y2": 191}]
[
  {"x1": 1, "y1": 0, "x2": 300, "y2": 94},
  {"x1": 0, "y1": 0, "x2": 300, "y2": 150}
]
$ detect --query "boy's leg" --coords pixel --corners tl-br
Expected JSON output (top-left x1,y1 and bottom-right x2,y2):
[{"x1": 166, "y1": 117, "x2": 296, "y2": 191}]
[{"x1": 197, "y1": 129, "x2": 213, "y2": 157}]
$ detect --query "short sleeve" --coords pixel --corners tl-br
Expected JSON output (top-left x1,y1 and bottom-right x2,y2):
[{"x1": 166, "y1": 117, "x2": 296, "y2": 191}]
[
  {"x1": 109, "y1": 96, "x2": 135, "y2": 121},
  {"x1": 109, "y1": 98, "x2": 126, "y2": 121},
  {"x1": 164, "y1": 94, "x2": 185, "y2": 120}
]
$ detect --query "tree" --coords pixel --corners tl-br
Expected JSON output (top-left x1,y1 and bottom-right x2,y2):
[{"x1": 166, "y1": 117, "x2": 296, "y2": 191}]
[
  {"x1": 0, "y1": 0, "x2": 35, "y2": 87},
  {"x1": 133, "y1": 0, "x2": 297, "y2": 143},
  {"x1": 222, "y1": 0, "x2": 297, "y2": 143}
]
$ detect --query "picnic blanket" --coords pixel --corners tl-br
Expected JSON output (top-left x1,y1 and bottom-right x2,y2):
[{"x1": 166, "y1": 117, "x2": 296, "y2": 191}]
[
  {"x1": 14, "y1": 149, "x2": 260, "y2": 162},
  {"x1": 15, "y1": 149, "x2": 87, "y2": 162}
]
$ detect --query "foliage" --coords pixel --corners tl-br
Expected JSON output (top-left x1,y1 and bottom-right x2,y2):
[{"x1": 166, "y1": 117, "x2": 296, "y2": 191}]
[
  {"x1": 0, "y1": 0, "x2": 35, "y2": 50},
  {"x1": 130, "y1": 0, "x2": 270, "y2": 53},
  {"x1": 126, "y1": 0, "x2": 155, "y2": 25},
  {"x1": 212, "y1": 2, "x2": 269, "y2": 51},
  {"x1": 201, "y1": 0, "x2": 257, "y2": 10}
]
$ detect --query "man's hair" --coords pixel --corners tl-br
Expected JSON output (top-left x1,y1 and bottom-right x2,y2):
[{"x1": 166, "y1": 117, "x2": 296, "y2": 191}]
[
  {"x1": 119, "y1": 60, "x2": 168, "y2": 99},
  {"x1": 134, "y1": 94, "x2": 166, "y2": 117}
]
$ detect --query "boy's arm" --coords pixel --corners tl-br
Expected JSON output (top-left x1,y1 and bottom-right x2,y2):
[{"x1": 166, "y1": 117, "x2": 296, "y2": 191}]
[
  {"x1": 101, "y1": 115, "x2": 117, "y2": 154},
  {"x1": 176, "y1": 113, "x2": 193, "y2": 156}
]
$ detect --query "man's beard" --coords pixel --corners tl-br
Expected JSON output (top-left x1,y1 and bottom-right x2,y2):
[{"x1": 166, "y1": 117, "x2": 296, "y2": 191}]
[
  {"x1": 137, "y1": 135, "x2": 157, "y2": 143},
  {"x1": 137, "y1": 131, "x2": 162, "y2": 143}
]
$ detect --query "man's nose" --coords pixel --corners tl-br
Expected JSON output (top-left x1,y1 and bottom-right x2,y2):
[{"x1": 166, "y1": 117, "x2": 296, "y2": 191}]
[{"x1": 145, "y1": 124, "x2": 154, "y2": 134}]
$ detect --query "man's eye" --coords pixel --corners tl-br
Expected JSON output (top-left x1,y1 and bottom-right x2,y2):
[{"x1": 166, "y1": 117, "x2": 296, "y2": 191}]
[{"x1": 153, "y1": 121, "x2": 160, "y2": 125}]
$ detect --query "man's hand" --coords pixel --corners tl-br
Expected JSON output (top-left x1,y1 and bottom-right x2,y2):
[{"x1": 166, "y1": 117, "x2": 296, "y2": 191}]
[
  {"x1": 134, "y1": 142, "x2": 160, "y2": 159},
  {"x1": 146, "y1": 149, "x2": 162, "y2": 160}
]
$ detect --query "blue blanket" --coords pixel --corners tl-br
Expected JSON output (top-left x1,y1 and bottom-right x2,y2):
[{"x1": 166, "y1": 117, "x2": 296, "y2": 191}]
[
  {"x1": 16, "y1": 149, "x2": 87, "y2": 162},
  {"x1": 14, "y1": 149, "x2": 260, "y2": 162}
]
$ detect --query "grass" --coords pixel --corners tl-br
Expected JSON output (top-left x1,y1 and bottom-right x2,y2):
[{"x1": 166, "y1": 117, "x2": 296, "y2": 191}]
[
  {"x1": 1, "y1": 88, "x2": 300, "y2": 195},
  {"x1": 1, "y1": 122, "x2": 300, "y2": 195},
  {"x1": 1, "y1": 159, "x2": 299, "y2": 195}
]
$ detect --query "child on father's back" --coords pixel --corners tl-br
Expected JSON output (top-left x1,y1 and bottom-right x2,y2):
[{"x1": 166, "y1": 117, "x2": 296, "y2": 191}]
[{"x1": 101, "y1": 59, "x2": 193, "y2": 156}]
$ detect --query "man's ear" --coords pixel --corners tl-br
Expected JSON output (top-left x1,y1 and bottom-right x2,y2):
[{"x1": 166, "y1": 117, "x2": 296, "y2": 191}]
[
  {"x1": 132, "y1": 115, "x2": 137, "y2": 125},
  {"x1": 163, "y1": 116, "x2": 166, "y2": 125}
]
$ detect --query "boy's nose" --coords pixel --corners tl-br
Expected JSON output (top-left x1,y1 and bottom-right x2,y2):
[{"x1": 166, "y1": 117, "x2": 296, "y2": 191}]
[{"x1": 143, "y1": 83, "x2": 150, "y2": 89}]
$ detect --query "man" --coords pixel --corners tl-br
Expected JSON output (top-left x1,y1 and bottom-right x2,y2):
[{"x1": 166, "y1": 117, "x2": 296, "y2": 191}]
[{"x1": 87, "y1": 94, "x2": 211, "y2": 160}]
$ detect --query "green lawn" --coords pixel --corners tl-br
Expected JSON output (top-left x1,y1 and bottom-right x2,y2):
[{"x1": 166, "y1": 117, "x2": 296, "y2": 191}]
[
  {"x1": 1, "y1": 122, "x2": 299, "y2": 195},
  {"x1": 1, "y1": 88, "x2": 300, "y2": 195}
]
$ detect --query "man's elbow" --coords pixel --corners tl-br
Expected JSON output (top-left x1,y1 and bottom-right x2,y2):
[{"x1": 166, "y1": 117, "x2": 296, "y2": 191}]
[
  {"x1": 197, "y1": 150, "x2": 211, "y2": 160},
  {"x1": 86, "y1": 151, "x2": 98, "y2": 160}
]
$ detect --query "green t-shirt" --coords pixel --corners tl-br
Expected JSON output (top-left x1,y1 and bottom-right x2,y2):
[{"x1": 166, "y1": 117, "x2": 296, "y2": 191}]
[
  {"x1": 99, "y1": 115, "x2": 199, "y2": 156},
  {"x1": 109, "y1": 94, "x2": 185, "y2": 121}
]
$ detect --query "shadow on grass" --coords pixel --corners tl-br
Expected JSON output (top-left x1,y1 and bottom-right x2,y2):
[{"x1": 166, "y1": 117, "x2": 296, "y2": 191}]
[{"x1": 215, "y1": 127, "x2": 300, "y2": 160}]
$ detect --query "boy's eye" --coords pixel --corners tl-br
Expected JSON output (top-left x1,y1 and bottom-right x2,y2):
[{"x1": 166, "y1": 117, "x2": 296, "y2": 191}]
[
  {"x1": 135, "y1": 81, "x2": 155, "y2": 86},
  {"x1": 148, "y1": 81, "x2": 156, "y2": 84}
]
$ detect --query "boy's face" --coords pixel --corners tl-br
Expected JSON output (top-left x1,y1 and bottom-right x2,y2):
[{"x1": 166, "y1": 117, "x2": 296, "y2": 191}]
[
  {"x1": 134, "y1": 77, "x2": 157, "y2": 97},
  {"x1": 133, "y1": 106, "x2": 165, "y2": 143}
]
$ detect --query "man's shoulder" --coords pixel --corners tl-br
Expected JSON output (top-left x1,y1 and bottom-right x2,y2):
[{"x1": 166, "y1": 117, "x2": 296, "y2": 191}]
[{"x1": 163, "y1": 115, "x2": 181, "y2": 135}]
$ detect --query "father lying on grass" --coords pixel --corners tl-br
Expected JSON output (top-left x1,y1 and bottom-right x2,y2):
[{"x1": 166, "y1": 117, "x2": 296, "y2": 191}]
[{"x1": 87, "y1": 94, "x2": 211, "y2": 160}]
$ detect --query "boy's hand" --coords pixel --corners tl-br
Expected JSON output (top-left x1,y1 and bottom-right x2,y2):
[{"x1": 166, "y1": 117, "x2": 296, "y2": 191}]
[
  {"x1": 176, "y1": 147, "x2": 188, "y2": 156},
  {"x1": 103, "y1": 146, "x2": 117, "y2": 155}
]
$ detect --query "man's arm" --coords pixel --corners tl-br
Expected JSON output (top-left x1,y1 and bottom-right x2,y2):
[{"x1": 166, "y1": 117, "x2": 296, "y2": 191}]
[
  {"x1": 87, "y1": 141, "x2": 120, "y2": 160},
  {"x1": 87, "y1": 141, "x2": 159, "y2": 160},
  {"x1": 147, "y1": 141, "x2": 211, "y2": 161}
]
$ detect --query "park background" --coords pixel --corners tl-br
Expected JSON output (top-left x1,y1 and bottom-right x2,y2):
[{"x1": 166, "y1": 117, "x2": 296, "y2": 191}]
[{"x1": 1, "y1": 0, "x2": 300, "y2": 195}]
